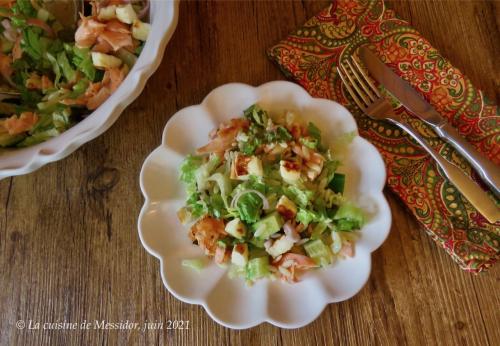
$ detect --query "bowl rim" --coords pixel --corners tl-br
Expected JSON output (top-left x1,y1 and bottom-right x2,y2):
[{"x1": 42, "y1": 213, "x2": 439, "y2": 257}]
[
  {"x1": 0, "y1": 0, "x2": 180, "y2": 180},
  {"x1": 138, "y1": 81, "x2": 392, "y2": 329}
]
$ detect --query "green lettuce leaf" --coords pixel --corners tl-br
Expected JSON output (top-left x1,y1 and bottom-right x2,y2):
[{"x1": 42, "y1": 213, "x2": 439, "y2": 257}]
[
  {"x1": 236, "y1": 192, "x2": 263, "y2": 223},
  {"x1": 208, "y1": 172, "x2": 232, "y2": 207},
  {"x1": 208, "y1": 194, "x2": 226, "y2": 219},
  {"x1": 186, "y1": 193, "x2": 207, "y2": 219},
  {"x1": 13, "y1": 0, "x2": 36, "y2": 17},
  {"x1": 243, "y1": 104, "x2": 268, "y2": 127},
  {"x1": 195, "y1": 154, "x2": 221, "y2": 191},
  {"x1": 22, "y1": 28, "x2": 42, "y2": 60},
  {"x1": 307, "y1": 122, "x2": 321, "y2": 143},
  {"x1": 296, "y1": 209, "x2": 320, "y2": 227},
  {"x1": 179, "y1": 155, "x2": 203, "y2": 195}
]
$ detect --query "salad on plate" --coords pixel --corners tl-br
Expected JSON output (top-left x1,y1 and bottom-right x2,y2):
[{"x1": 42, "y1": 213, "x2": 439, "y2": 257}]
[
  {"x1": 0, "y1": 0, "x2": 150, "y2": 148},
  {"x1": 177, "y1": 104, "x2": 365, "y2": 284}
]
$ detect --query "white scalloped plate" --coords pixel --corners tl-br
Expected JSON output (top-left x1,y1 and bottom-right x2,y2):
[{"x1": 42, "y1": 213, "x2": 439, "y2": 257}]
[
  {"x1": 139, "y1": 81, "x2": 391, "y2": 329},
  {"x1": 0, "y1": 0, "x2": 179, "y2": 179}
]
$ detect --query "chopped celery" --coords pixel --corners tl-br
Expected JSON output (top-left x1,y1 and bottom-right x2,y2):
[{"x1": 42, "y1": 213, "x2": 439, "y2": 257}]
[
  {"x1": 246, "y1": 257, "x2": 269, "y2": 280},
  {"x1": 182, "y1": 258, "x2": 206, "y2": 273},
  {"x1": 311, "y1": 222, "x2": 328, "y2": 240},
  {"x1": 63, "y1": 79, "x2": 89, "y2": 100},
  {"x1": 252, "y1": 212, "x2": 284, "y2": 239},
  {"x1": 249, "y1": 237, "x2": 266, "y2": 249},
  {"x1": 228, "y1": 264, "x2": 246, "y2": 279},
  {"x1": 248, "y1": 247, "x2": 268, "y2": 260},
  {"x1": 16, "y1": 128, "x2": 60, "y2": 147},
  {"x1": 304, "y1": 239, "x2": 332, "y2": 266},
  {"x1": 334, "y1": 203, "x2": 365, "y2": 231}
]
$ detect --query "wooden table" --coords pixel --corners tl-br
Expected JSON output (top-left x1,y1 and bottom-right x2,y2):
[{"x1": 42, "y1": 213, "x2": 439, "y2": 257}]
[{"x1": 1, "y1": 1, "x2": 498, "y2": 345}]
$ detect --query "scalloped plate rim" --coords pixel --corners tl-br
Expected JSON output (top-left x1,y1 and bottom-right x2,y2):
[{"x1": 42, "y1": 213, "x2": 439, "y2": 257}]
[{"x1": 138, "y1": 81, "x2": 391, "y2": 329}]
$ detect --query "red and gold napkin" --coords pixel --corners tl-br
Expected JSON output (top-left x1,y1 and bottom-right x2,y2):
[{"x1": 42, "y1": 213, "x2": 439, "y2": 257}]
[{"x1": 268, "y1": 0, "x2": 499, "y2": 273}]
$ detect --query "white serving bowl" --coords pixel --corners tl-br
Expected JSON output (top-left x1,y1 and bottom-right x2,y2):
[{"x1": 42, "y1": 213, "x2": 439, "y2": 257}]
[
  {"x1": 139, "y1": 81, "x2": 391, "y2": 329},
  {"x1": 0, "y1": 0, "x2": 179, "y2": 179}
]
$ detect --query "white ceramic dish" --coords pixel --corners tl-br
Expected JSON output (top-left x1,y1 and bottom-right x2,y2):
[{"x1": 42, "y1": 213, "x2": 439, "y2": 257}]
[
  {"x1": 0, "y1": 0, "x2": 179, "y2": 180},
  {"x1": 139, "y1": 81, "x2": 391, "y2": 329}
]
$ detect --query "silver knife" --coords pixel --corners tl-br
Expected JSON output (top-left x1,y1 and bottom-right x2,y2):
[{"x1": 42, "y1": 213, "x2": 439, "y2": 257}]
[{"x1": 359, "y1": 46, "x2": 500, "y2": 199}]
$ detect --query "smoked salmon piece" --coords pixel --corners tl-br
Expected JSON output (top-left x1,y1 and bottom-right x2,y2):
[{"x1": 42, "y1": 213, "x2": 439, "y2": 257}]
[
  {"x1": 75, "y1": 16, "x2": 106, "y2": 48},
  {"x1": 3, "y1": 112, "x2": 39, "y2": 135}
]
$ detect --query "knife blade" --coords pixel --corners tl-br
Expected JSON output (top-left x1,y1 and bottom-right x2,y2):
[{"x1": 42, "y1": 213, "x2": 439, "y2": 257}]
[{"x1": 359, "y1": 46, "x2": 500, "y2": 199}]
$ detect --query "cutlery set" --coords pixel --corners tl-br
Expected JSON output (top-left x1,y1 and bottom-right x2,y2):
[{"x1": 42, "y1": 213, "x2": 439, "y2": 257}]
[{"x1": 338, "y1": 47, "x2": 500, "y2": 223}]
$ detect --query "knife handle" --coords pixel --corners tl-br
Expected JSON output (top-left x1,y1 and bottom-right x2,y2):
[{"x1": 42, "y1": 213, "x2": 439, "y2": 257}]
[
  {"x1": 434, "y1": 121, "x2": 500, "y2": 198},
  {"x1": 392, "y1": 119, "x2": 500, "y2": 223}
]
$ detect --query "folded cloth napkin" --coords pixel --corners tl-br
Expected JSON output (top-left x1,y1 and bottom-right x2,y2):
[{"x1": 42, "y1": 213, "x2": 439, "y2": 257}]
[{"x1": 268, "y1": 0, "x2": 499, "y2": 273}]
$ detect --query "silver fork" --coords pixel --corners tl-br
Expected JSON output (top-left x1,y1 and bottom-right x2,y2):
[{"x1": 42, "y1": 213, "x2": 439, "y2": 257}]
[{"x1": 337, "y1": 55, "x2": 500, "y2": 223}]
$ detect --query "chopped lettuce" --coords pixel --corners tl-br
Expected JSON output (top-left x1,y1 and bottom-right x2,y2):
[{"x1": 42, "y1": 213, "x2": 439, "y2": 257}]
[
  {"x1": 180, "y1": 155, "x2": 203, "y2": 185},
  {"x1": 265, "y1": 125, "x2": 292, "y2": 143},
  {"x1": 208, "y1": 172, "x2": 232, "y2": 207},
  {"x1": 195, "y1": 154, "x2": 221, "y2": 191},
  {"x1": 299, "y1": 136, "x2": 318, "y2": 149},
  {"x1": 243, "y1": 104, "x2": 268, "y2": 127},
  {"x1": 236, "y1": 192, "x2": 263, "y2": 223},
  {"x1": 71, "y1": 46, "x2": 97, "y2": 81},
  {"x1": 22, "y1": 28, "x2": 42, "y2": 60},
  {"x1": 13, "y1": 0, "x2": 36, "y2": 17},
  {"x1": 307, "y1": 122, "x2": 321, "y2": 143},
  {"x1": 180, "y1": 155, "x2": 203, "y2": 195},
  {"x1": 296, "y1": 208, "x2": 325, "y2": 227},
  {"x1": 57, "y1": 51, "x2": 76, "y2": 82},
  {"x1": 207, "y1": 194, "x2": 226, "y2": 219},
  {"x1": 185, "y1": 193, "x2": 207, "y2": 219}
]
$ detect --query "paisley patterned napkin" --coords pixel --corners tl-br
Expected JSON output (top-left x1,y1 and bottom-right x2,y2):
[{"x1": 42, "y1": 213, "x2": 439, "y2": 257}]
[{"x1": 268, "y1": 0, "x2": 499, "y2": 273}]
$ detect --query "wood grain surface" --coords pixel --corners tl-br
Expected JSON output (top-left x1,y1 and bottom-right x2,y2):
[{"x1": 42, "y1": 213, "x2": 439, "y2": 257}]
[{"x1": 1, "y1": 1, "x2": 499, "y2": 345}]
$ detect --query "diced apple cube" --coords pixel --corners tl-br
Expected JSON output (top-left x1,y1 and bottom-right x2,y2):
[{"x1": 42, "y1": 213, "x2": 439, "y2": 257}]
[
  {"x1": 231, "y1": 243, "x2": 249, "y2": 266},
  {"x1": 247, "y1": 156, "x2": 263, "y2": 177},
  {"x1": 276, "y1": 195, "x2": 297, "y2": 220},
  {"x1": 91, "y1": 52, "x2": 122, "y2": 68},
  {"x1": 230, "y1": 153, "x2": 264, "y2": 180},
  {"x1": 98, "y1": 5, "x2": 116, "y2": 21},
  {"x1": 132, "y1": 19, "x2": 151, "y2": 41},
  {"x1": 280, "y1": 160, "x2": 301, "y2": 183},
  {"x1": 225, "y1": 218, "x2": 246, "y2": 239},
  {"x1": 116, "y1": 4, "x2": 137, "y2": 24},
  {"x1": 267, "y1": 236, "x2": 294, "y2": 258}
]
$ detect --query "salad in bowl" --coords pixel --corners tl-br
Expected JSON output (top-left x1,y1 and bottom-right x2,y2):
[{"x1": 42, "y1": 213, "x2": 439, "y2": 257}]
[
  {"x1": 0, "y1": 0, "x2": 150, "y2": 148},
  {"x1": 0, "y1": 0, "x2": 178, "y2": 179},
  {"x1": 178, "y1": 104, "x2": 365, "y2": 284}
]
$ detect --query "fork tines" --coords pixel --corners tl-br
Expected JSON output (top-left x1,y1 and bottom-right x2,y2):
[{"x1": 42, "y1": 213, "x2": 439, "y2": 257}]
[{"x1": 337, "y1": 55, "x2": 381, "y2": 110}]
